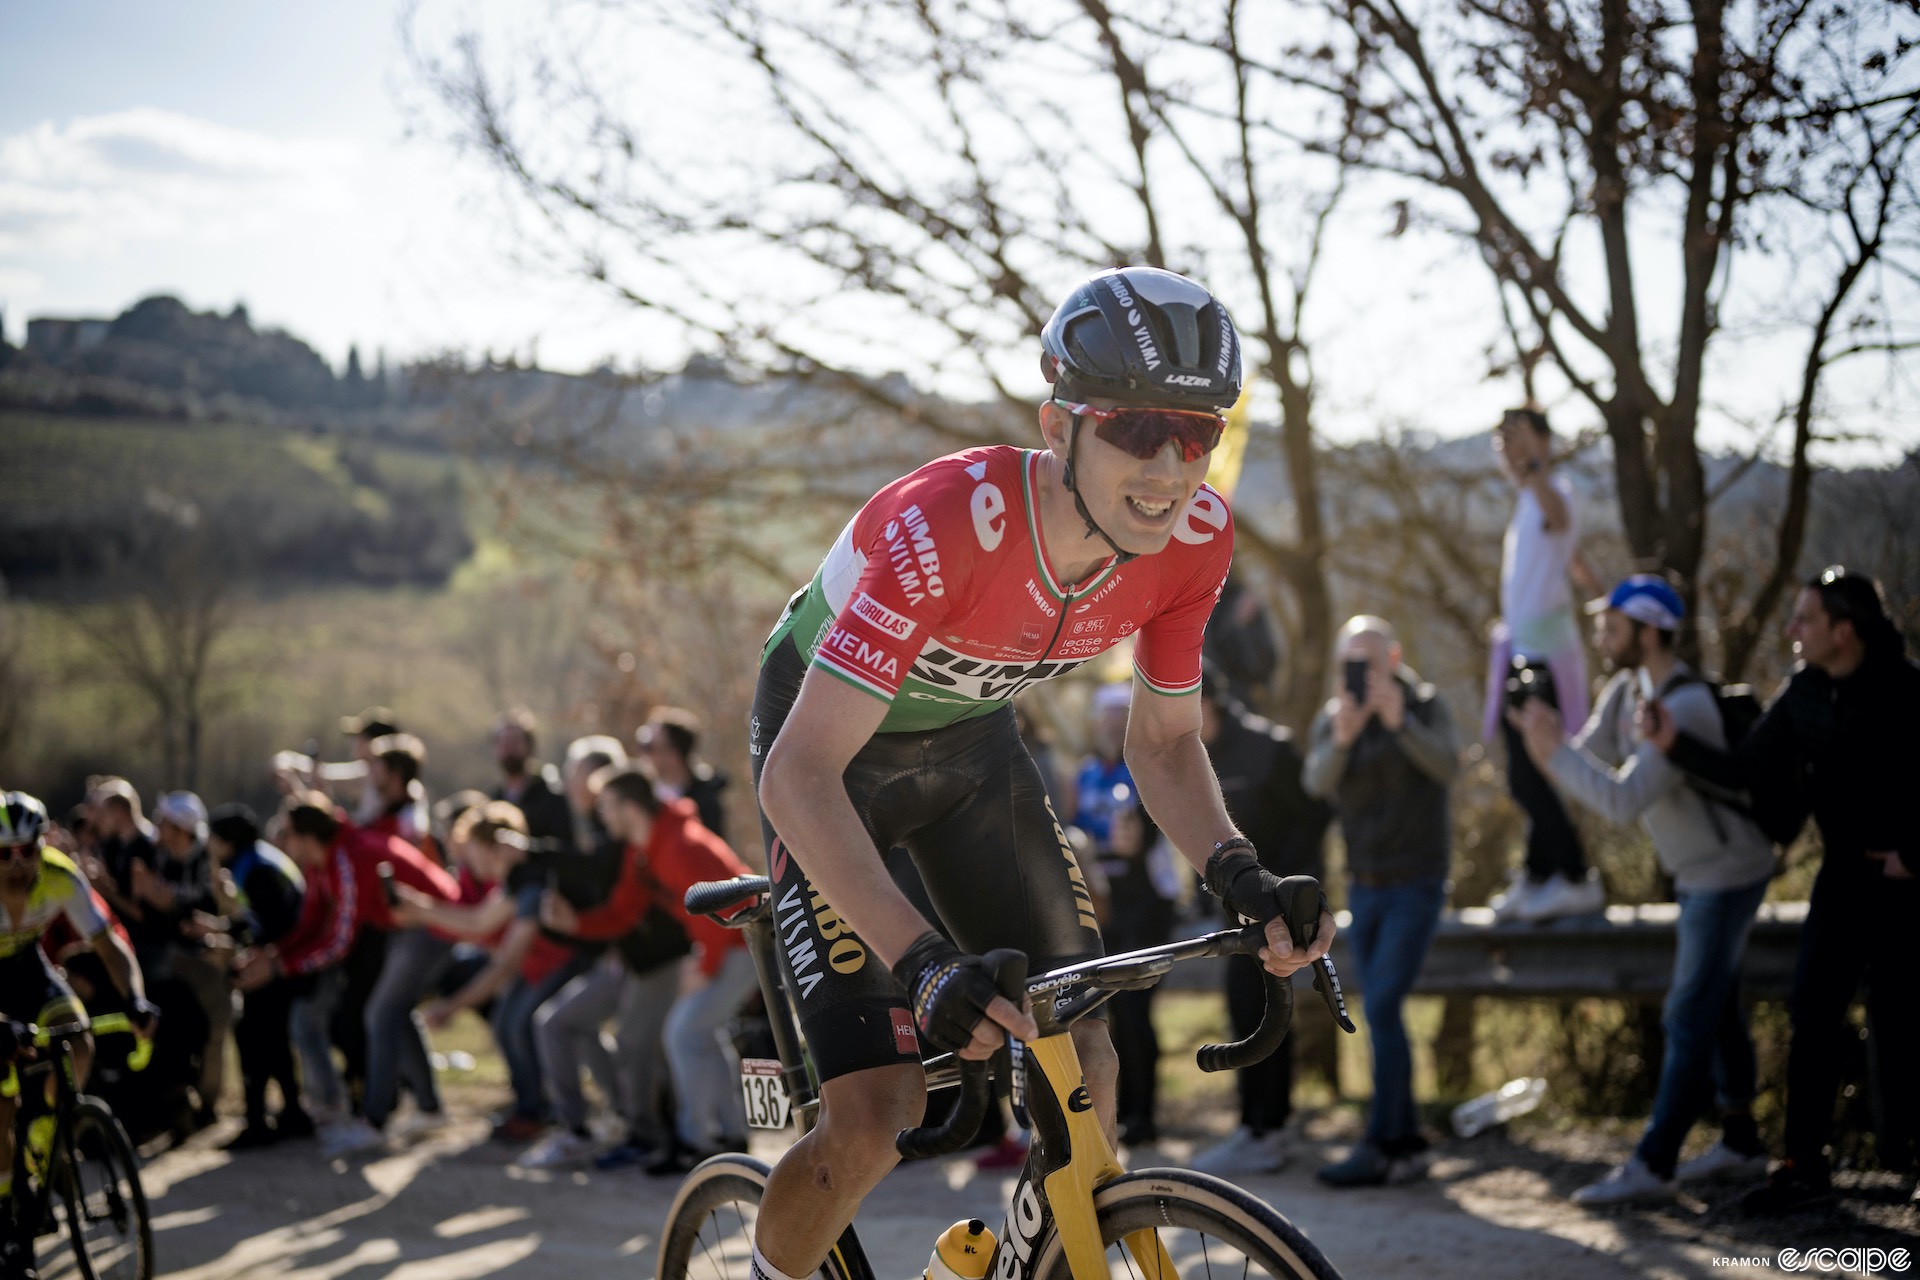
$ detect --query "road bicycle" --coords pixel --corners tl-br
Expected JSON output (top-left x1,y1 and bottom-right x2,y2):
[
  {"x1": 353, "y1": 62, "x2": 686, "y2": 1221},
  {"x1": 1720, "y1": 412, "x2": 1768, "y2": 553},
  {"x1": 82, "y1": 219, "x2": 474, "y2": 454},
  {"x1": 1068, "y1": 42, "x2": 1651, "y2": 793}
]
[
  {"x1": 659, "y1": 874, "x2": 1355, "y2": 1280},
  {"x1": 3, "y1": 1013, "x2": 154, "y2": 1280}
]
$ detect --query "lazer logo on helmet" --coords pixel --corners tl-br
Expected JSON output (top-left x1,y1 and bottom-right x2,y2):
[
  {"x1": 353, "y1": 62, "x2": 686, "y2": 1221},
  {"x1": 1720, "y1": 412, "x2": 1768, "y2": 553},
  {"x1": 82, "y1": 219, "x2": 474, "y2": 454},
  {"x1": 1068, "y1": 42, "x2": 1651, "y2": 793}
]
[{"x1": 1164, "y1": 374, "x2": 1211, "y2": 388}]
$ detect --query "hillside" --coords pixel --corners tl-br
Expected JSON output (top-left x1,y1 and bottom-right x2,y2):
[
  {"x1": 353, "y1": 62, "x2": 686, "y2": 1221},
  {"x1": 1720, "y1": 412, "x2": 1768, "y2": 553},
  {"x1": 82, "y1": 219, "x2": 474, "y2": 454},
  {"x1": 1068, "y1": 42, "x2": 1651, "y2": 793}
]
[{"x1": 0, "y1": 414, "x2": 471, "y2": 589}]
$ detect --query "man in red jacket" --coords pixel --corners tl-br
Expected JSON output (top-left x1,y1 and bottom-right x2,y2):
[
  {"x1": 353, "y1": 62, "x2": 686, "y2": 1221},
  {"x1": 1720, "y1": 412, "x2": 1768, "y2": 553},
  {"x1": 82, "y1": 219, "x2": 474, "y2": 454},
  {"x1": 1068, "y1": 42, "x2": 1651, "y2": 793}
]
[
  {"x1": 239, "y1": 795, "x2": 457, "y2": 1158},
  {"x1": 560, "y1": 766, "x2": 756, "y2": 1171}
]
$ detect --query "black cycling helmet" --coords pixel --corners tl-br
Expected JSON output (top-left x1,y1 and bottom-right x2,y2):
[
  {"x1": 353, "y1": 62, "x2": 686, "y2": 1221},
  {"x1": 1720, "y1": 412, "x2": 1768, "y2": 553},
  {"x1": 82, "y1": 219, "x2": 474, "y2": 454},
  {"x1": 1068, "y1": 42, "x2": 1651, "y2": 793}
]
[
  {"x1": 1041, "y1": 266, "x2": 1242, "y2": 412},
  {"x1": 0, "y1": 792, "x2": 49, "y2": 849}
]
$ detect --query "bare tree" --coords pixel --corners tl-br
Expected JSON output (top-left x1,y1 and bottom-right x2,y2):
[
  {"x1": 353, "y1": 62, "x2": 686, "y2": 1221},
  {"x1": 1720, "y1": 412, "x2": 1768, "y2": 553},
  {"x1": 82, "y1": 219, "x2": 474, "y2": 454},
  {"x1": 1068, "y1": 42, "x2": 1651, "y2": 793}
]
[
  {"x1": 1267, "y1": 0, "x2": 1920, "y2": 671},
  {"x1": 411, "y1": 0, "x2": 1358, "y2": 728},
  {"x1": 62, "y1": 495, "x2": 243, "y2": 791}
]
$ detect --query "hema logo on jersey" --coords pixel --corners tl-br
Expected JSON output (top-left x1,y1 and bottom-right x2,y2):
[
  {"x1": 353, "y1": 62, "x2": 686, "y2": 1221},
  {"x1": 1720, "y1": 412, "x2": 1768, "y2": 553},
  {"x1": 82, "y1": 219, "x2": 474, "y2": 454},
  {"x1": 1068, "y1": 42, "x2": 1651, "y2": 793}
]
[
  {"x1": 821, "y1": 625, "x2": 900, "y2": 684},
  {"x1": 851, "y1": 592, "x2": 915, "y2": 640}
]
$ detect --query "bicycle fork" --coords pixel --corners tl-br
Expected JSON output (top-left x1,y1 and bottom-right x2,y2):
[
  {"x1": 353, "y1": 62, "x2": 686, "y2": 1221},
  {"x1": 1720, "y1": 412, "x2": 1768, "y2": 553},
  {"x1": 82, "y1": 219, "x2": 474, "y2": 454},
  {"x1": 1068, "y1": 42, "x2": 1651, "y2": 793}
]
[{"x1": 992, "y1": 1033, "x2": 1179, "y2": 1280}]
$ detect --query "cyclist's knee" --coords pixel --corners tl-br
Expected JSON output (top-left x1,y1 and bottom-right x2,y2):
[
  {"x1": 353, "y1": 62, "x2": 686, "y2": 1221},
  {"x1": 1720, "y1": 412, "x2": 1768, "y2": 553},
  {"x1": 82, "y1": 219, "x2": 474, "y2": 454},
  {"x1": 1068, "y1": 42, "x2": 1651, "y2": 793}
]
[{"x1": 809, "y1": 1066, "x2": 923, "y2": 1185}]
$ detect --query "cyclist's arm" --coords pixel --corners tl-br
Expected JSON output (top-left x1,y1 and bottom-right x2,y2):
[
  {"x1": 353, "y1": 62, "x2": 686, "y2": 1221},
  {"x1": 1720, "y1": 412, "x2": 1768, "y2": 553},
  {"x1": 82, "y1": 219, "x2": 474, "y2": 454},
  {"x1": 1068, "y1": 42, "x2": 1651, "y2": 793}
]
[
  {"x1": 87, "y1": 926, "x2": 146, "y2": 1005},
  {"x1": 758, "y1": 668, "x2": 933, "y2": 967},
  {"x1": 1124, "y1": 675, "x2": 1334, "y2": 977}
]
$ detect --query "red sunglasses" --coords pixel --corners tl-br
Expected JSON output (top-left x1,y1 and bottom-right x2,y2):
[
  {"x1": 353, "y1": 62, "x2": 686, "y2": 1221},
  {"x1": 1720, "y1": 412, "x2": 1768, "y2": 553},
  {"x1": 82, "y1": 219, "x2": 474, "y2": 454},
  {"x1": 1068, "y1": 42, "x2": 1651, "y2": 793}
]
[
  {"x1": 0, "y1": 843, "x2": 40, "y2": 862},
  {"x1": 1055, "y1": 399, "x2": 1224, "y2": 463}
]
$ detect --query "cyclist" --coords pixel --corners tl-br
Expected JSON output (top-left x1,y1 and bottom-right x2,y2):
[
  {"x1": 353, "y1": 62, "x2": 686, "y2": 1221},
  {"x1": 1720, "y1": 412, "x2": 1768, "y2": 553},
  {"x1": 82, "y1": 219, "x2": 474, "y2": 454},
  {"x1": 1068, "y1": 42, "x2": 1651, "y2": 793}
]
[
  {"x1": 747, "y1": 267, "x2": 1337, "y2": 1280},
  {"x1": 0, "y1": 792, "x2": 155, "y2": 1279}
]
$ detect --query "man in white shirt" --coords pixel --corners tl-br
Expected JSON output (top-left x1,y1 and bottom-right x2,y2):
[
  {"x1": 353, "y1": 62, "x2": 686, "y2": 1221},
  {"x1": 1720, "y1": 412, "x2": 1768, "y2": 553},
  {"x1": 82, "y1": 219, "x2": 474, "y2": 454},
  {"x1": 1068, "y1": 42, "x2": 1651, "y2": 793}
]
[{"x1": 1483, "y1": 406, "x2": 1603, "y2": 923}]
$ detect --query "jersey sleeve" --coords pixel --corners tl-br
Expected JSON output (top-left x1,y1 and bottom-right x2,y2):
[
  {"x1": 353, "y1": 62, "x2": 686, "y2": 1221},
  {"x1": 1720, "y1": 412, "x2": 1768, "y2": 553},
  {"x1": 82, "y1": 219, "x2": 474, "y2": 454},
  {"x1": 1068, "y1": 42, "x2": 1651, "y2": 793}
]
[
  {"x1": 55, "y1": 867, "x2": 109, "y2": 942},
  {"x1": 1132, "y1": 485, "x2": 1234, "y2": 697},
  {"x1": 809, "y1": 459, "x2": 981, "y2": 703}
]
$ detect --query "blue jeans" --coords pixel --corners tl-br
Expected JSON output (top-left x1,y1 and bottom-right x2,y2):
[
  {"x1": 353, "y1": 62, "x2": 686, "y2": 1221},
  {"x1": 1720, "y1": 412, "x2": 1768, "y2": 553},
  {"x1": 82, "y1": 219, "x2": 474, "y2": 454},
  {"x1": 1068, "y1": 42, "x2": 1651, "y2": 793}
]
[
  {"x1": 1635, "y1": 875, "x2": 1769, "y2": 1177},
  {"x1": 1347, "y1": 875, "x2": 1446, "y2": 1146},
  {"x1": 289, "y1": 968, "x2": 347, "y2": 1118},
  {"x1": 491, "y1": 958, "x2": 586, "y2": 1122}
]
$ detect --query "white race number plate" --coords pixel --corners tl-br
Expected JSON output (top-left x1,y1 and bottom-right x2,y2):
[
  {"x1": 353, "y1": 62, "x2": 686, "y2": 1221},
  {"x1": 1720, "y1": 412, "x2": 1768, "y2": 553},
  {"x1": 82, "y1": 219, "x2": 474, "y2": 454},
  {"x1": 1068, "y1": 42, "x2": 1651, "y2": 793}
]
[{"x1": 740, "y1": 1058, "x2": 792, "y2": 1130}]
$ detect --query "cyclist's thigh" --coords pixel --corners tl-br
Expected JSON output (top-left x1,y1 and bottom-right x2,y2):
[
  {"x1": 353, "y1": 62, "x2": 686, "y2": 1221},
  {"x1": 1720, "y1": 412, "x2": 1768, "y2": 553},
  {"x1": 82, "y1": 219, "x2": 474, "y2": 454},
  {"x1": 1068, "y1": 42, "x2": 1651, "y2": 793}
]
[
  {"x1": 750, "y1": 639, "x2": 925, "y2": 1085},
  {"x1": 906, "y1": 712, "x2": 1104, "y2": 973}
]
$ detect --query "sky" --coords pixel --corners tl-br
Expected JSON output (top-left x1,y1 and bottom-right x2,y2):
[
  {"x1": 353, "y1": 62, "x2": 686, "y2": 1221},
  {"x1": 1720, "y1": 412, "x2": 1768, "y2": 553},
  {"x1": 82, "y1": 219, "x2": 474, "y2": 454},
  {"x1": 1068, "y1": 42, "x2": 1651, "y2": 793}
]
[
  {"x1": 2, "y1": 2, "x2": 1914, "y2": 462},
  {"x1": 0, "y1": 1, "x2": 664, "y2": 373}
]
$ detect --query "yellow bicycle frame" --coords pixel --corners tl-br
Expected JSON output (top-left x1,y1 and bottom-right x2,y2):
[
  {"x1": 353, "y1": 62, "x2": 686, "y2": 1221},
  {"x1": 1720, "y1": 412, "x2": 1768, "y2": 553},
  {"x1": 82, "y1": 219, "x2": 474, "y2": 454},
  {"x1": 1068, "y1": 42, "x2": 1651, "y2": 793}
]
[{"x1": 1023, "y1": 1033, "x2": 1180, "y2": 1280}]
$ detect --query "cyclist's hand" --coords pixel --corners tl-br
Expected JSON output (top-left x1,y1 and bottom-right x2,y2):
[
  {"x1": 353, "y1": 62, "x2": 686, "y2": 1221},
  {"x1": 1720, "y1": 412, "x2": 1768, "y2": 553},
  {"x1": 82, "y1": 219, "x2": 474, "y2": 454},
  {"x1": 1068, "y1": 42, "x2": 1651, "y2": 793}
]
[
  {"x1": 130, "y1": 996, "x2": 161, "y2": 1040},
  {"x1": 893, "y1": 932, "x2": 1036, "y2": 1058},
  {"x1": 1205, "y1": 847, "x2": 1337, "y2": 978}
]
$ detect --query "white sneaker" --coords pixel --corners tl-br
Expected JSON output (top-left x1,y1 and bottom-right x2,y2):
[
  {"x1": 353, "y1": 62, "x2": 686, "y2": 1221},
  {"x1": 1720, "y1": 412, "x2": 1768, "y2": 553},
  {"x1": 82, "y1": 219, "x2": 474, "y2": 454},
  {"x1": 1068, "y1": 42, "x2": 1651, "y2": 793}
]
[
  {"x1": 1487, "y1": 870, "x2": 1530, "y2": 923},
  {"x1": 387, "y1": 1109, "x2": 454, "y2": 1144},
  {"x1": 319, "y1": 1118, "x2": 386, "y2": 1158},
  {"x1": 515, "y1": 1128, "x2": 597, "y2": 1169},
  {"x1": 1517, "y1": 871, "x2": 1605, "y2": 923},
  {"x1": 1190, "y1": 1127, "x2": 1289, "y2": 1176},
  {"x1": 1674, "y1": 1141, "x2": 1769, "y2": 1184},
  {"x1": 1571, "y1": 1157, "x2": 1675, "y2": 1206}
]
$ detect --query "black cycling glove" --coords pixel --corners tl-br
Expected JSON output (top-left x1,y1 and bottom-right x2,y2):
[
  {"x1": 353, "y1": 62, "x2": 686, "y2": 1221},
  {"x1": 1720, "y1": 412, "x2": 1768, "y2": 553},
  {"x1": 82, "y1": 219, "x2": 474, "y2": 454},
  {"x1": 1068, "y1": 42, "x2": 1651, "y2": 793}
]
[
  {"x1": 1203, "y1": 843, "x2": 1325, "y2": 948},
  {"x1": 892, "y1": 932, "x2": 1006, "y2": 1055}
]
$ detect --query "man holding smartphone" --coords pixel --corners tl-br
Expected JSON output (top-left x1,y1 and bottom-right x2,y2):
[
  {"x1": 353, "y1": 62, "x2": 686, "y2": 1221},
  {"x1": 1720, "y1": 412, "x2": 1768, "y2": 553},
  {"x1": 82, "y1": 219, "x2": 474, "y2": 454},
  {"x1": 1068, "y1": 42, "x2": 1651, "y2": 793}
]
[{"x1": 1303, "y1": 615, "x2": 1459, "y2": 1186}]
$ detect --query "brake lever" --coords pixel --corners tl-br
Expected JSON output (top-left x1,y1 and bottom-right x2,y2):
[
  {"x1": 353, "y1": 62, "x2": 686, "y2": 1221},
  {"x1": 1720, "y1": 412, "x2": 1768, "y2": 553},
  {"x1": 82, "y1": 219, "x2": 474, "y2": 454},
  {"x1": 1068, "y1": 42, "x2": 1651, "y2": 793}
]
[{"x1": 1312, "y1": 955, "x2": 1357, "y2": 1033}]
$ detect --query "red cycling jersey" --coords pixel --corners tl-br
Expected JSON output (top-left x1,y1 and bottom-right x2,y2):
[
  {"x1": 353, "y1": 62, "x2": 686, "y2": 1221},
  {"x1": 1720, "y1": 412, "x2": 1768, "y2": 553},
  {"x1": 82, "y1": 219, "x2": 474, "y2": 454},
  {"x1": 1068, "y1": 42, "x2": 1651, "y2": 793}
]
[{"x1": 762, "y1": 446, "x2": 1232, "y2": 732}]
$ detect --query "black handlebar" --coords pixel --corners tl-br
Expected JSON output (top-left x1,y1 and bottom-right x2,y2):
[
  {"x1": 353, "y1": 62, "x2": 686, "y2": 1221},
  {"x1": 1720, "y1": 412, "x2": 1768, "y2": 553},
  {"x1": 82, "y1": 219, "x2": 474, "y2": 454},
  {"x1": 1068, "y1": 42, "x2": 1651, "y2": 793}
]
[{"x1": 895, "y1": 949, "x2": 1027, "y2": 1160}]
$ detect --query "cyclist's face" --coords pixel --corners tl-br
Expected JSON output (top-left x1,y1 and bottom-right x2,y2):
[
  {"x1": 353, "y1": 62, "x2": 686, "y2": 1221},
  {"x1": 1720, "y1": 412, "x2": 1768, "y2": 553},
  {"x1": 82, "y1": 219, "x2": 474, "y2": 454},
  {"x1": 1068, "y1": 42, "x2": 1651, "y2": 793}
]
[
  {"x1": 0, "y1": 842, "x2": 39, "y2": 889},
  {"x1": 1045, "y1": 400, "x2": 1211, "y2": 557}
]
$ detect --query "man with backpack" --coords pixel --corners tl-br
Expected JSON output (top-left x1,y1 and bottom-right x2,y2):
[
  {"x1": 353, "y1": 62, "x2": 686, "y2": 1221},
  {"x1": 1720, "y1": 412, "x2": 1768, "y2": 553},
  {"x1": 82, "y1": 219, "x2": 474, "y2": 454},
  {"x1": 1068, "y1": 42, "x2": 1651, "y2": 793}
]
[
  {"x1": 1644, "y1": 567, "x2": 1919, "y2": 1213},
  {"x1": 1510, "y1": 575, "x2": 1775, "y2": 1204}
]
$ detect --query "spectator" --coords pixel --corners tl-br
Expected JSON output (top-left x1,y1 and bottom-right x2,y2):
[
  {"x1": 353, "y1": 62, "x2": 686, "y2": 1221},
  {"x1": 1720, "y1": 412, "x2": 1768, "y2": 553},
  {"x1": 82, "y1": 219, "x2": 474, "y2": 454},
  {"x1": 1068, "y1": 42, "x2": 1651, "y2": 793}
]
[
  {"x1": 1191, "y1": 666, "x2": 1332, "y2": 1175},
  {"x1": 275, "y1": 707, "x2": 401, "y2": 823},
  {"x1": 637, "y1": 707, "x2": 729, "y2": 839},
  {"x1": 80, "y1": 777, "x2": 159, "y2": 939},
  {"x1": 1482, "y1": 406, "x2": 1604, "y2": 924},
  {"x1": 1202, "y1": 567, "x2": 1281, "y2": 711},
  {"x1": 200, "y1": 804, "x2": 309, "y2": 1149},
  {"x1": 562, "y1": 735, "x2": 628, "y2": 863},
  {"x1": 491, "y1": 709, "x2": 574, "y2": 854},
  {"x1": 1646, "y1": 567, "x2": 1920, "y2": 1212},
  {"x1": 1095, "y1": 783, "x2": 1180, "y2": 1147},
  {"x1": 399, "y1": 804, "x2": 592, "y2": 1144},
  {"x1": 585, "y1": 765, "x2": 755, "y2": 1172},
  {"x1": 1073, "y1": 681, "x2": 1135, "y2": 851},
  {"x1": 1305, "y1": 615, "x2": 1459, "y2": 1187},
  {"x1": 1512, "y1": 576, "x2": 1776, "y2": 1204},
  {"x1": 520, "y1": 756, "x2": 694, "y2": 1170},
  {"x1": 365, "y1": 732, "x2": 432, "y2": 849},
  {"x1": 147, "y1": 791, "x2": 226, "y2": 1131},
  {"x1": 236, "y1": 793, "x2": 460, "y2": 1158}
]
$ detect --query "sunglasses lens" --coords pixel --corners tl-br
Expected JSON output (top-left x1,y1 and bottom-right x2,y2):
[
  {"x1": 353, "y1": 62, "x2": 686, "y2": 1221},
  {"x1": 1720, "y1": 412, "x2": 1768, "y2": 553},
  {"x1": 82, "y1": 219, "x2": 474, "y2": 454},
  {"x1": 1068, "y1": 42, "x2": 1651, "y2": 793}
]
[{"x1": 1092, "y1": 410, "x2": 1223, "y2": 462}]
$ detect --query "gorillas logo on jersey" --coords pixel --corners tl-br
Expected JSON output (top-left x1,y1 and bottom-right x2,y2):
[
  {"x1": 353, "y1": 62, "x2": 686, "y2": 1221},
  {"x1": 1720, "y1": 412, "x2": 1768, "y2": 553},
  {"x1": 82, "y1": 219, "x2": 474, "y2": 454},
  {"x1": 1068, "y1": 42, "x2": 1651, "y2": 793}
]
[{"x1": 852, "y1": 592, "x2": 915, "y2": 640}]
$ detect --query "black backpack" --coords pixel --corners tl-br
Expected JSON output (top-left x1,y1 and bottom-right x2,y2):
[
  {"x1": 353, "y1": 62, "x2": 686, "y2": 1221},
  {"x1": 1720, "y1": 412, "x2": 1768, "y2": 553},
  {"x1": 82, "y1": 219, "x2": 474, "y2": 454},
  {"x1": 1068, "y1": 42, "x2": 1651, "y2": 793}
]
[{"x1": 1662, "y1": 672, "x2": 1804, "y2": 847}]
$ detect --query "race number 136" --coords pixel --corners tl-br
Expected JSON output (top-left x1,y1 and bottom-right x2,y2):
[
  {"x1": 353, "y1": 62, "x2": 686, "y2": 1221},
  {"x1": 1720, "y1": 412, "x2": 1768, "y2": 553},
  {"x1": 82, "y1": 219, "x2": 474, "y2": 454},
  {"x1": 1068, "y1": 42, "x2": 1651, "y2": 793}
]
[{"x1": 740, "y1": 1058, "x2": 792, "y2": 1130}]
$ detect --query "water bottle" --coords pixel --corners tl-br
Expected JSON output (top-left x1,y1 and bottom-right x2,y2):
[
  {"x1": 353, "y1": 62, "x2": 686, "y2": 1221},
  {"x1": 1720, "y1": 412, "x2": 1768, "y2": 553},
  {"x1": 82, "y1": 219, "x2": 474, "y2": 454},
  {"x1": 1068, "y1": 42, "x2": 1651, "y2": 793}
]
[
  {"x1": 1449, "y1": 1076, "x2": 1546, "y2": 1138},
  {"x1": 926, "y1": 1219, "x2": 997, "y2": 1280}
]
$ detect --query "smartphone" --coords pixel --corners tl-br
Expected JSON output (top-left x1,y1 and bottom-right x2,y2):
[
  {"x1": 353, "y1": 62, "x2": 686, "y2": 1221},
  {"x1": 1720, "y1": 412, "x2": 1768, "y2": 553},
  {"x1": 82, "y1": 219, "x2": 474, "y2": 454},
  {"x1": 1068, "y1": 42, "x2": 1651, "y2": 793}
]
[
  {"x1": 377, "y1": 861, "x2": 398, "y2": 908},
  {"x1": 1344, "y1": 658, "x2": 1369, "y2": 704}
]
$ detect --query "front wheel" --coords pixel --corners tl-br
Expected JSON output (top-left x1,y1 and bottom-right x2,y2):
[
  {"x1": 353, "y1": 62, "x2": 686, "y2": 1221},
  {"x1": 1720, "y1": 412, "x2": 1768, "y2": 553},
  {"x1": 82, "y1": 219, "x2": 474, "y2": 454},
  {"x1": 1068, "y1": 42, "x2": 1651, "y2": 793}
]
[
  {"x1": 59, "y1": 1097, "x2": 153, "y2": 1280},
  {"x1": 657, "y1": 1152, "x2": 874, "y2": 1280},
  {"x1": 1029, "y1": 1167, "x2": 1346, "y2": 1280}
]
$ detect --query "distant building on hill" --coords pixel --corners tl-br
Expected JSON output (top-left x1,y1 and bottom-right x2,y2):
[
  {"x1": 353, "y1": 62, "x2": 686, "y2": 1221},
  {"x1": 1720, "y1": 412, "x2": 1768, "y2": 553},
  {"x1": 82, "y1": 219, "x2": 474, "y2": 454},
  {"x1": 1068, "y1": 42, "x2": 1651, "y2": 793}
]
[{"x1": 26, "y1": 317, "x2": 112, "y2": 359}]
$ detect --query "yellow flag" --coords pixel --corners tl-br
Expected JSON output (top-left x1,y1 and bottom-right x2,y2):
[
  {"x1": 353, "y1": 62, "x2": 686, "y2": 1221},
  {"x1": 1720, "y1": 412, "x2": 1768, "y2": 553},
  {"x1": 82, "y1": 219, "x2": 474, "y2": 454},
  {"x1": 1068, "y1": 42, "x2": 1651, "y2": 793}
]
[{"x1": 1206, "y1": 383, "x2": 1251, "y2": 497}]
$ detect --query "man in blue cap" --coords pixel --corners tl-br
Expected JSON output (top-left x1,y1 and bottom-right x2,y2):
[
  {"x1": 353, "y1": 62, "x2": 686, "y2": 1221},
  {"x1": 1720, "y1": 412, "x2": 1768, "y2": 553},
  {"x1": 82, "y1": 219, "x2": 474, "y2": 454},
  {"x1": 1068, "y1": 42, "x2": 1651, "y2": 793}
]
[{"x1": 1510, "y1": 574, "x2": 1776, "y2": 1204}]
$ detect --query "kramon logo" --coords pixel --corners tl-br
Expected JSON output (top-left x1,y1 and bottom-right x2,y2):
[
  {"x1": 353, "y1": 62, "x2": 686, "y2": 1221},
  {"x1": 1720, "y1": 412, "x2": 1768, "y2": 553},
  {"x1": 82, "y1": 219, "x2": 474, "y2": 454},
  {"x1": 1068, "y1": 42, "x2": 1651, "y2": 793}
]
[
  {"x1": 909, "y1": 647, "x2": 1093, "y2": 702},
  {"x1": 851, "y1": 592, "x2": 914, "y2": 640}
]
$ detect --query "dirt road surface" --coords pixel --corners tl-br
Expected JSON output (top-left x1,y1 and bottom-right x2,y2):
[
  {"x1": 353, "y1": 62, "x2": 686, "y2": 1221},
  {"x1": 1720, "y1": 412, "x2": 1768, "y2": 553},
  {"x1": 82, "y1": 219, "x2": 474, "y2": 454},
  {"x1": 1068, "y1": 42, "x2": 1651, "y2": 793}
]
[{"x1": 134, "y1": 1112, "x2": 1915, "y2": 1280}]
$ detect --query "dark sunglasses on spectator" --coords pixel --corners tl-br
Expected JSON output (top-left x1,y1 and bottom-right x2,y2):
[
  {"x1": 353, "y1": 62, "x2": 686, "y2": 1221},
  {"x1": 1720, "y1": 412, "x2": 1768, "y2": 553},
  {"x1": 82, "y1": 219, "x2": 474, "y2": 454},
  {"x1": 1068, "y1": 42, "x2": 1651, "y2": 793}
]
[
  {"x1": 0, "y1": 843, "x2": 39, "y2": 862},
  {"x1": 1054, "y1": 399, "x2": 1225, "y2": 463}
]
